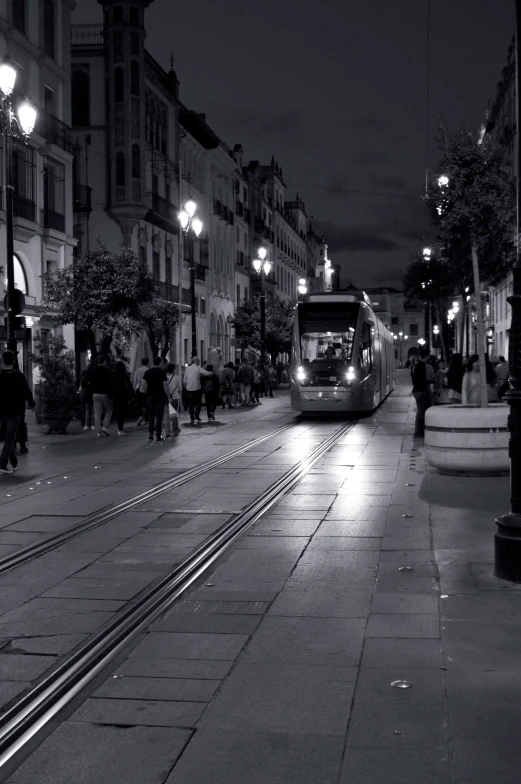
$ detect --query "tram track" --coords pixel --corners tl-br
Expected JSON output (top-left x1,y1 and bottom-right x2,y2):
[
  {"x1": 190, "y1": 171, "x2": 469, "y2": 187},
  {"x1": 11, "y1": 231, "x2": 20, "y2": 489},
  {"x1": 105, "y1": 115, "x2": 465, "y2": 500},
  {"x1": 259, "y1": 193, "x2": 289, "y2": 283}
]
[
  {"x1": 0, "y1": 419, "x2": 300, "y2": 577},
  {"x1": 0, "y1": 418, "x2": 356, "y2": 769}
]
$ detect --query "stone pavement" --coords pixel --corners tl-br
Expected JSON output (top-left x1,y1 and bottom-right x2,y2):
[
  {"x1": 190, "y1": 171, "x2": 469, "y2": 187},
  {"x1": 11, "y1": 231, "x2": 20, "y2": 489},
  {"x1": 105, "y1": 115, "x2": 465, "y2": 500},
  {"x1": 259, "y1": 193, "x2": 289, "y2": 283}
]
[{"x1": 3, "y1": 372, "x2": 521, "y2": 784}]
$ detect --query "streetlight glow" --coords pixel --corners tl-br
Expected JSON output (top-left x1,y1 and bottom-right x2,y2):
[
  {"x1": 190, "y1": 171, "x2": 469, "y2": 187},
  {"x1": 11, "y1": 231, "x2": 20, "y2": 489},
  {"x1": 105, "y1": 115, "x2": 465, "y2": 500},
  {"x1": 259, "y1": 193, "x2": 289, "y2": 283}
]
[
  {"x1": 258, "y1": 246, "x2": 267, "y2": 261},
  {"x1": 438, "y1": 174, "x2": 449, "y2": 188},
  {"x1": 17, "y1": 101, "x2": 37, "y2": 136},
  {"x1": 418, "y1": 338, "x2": 426, "y2": 346},
  {"x1": 263, "y1": 260, "x2": 272, "y2": 276},
  {"x1": 252, "y1": 258, "x2": 262, "y2": 273},
  {"x1": 185, "y1": 199, "x2": 196, "y2": 217},
  {"x1": 191, "y1": 217, "x2": 203, "y2": 237},
  {"x1": 178, "y1": 210, "x2": 189, "y2": 229},
  {"x1": 298, "y1": 284, "x2": 307, "y2": 295},
  {"x1": 423, "y1": 247, "x2": 432, "y2": 258},
  {"x1": 0, "y1": 60, "x2": 16, "y2": 97}
]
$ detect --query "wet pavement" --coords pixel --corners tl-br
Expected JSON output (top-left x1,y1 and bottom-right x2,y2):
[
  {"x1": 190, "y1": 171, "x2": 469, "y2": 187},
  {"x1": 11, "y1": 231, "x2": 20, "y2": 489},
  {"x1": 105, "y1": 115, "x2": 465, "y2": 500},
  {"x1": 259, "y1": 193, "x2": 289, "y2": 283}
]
[{"x1": 2, "y1": 375, "x2": 520, "y2": 783}]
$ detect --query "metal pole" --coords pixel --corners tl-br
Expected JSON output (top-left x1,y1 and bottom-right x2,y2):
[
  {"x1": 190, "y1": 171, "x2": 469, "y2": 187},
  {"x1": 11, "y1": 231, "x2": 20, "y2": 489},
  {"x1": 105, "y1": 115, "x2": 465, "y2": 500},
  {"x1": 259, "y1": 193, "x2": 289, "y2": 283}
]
[
  {"x1": 260, "y1": 272, "x2": 266, "y2": 363},
  {"x1": 177, "y1": 163, "x2": 183, "y2": 368},
  {"x1": 190, "y1": 240, "x2": 197, "y2": 357},
  {"x1": 495, "y1": 0, "x2": 521, "y2": 581},
  {"x1": 5, "y1": 116, "x2": 16, "y2": 355}
]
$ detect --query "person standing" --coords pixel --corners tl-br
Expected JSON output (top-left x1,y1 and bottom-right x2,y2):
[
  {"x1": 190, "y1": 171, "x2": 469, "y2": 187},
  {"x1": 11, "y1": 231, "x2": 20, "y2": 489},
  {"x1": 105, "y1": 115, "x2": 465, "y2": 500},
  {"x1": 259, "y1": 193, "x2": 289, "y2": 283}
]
[
  {"x1": 462, "y1": 355, "x2": 482, "y2": 405},
  {"x1": 237, "y1": 357, "x2": 254, "y2": 406},
  {"x1": 0, "y1": 351, "x2": 35, "y2": 474},
  {"x1": 144, "y1": 357, "x2": 169, "y2": 441},
  {"x1": 496, "y1": 355, "x2": 509, "y2": 400},
  {"x1": 111, "y1": 361, "x2": 132, "y2": 436},
  {"x1": 164, "y1": 362, "x2": 181, "y2": 438},
  {"x1": 184, "y1": 357, "x2": 211, "y2": 424},
  {"x1": 447, "y1": 353, "x2": 465, "y2": 403},
  {"x1": 411, "y1": 348, "x2": 435, "y2": 438},
  {"x1": 134, "y1": 357, "x2": 149, "y2": 427},
  {"x1": 203, "y1": 364, "x2": 220, "y2": 421},
  {"x1": 91, "y1": 355, "x2": 113, "y2": 437},
  {"x1": 80, "y1": 364, "x2": 94, "y2": 431},
  {"x1": 221, "y1": 362, "x2": 236, "y2": 409}
]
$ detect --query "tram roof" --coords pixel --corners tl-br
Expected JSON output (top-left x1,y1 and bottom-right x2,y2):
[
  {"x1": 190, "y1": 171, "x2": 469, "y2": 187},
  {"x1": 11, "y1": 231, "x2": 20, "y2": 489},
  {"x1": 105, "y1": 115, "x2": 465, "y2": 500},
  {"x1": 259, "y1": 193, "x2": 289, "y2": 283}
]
[{"x1": 300, "y1": 291, "x2": 373, "y2": 306}]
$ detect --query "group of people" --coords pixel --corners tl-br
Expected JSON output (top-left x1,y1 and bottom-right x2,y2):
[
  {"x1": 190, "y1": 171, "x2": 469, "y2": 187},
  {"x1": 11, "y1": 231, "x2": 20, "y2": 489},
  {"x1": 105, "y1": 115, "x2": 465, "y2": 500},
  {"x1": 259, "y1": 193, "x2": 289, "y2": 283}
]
[{"x1": 411, "y1": 349, "x2": 511, "y2": 438}]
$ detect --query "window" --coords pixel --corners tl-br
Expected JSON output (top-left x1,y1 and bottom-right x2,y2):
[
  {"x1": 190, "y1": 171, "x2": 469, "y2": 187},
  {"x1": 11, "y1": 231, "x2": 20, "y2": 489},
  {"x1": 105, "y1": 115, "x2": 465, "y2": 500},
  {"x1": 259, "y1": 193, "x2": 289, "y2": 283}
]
[
  {"x1": 200, "y1": 296, "x2": 206, "y2": 316},
  {"x1": 3, "y1": 254, "x2": 28, "y2": 295},
  {"x1": 131, "y1": 144, "x2": 140, "y2": 178},
  {"x1": 113, "y1": 5, "x2": 123, "y2": 22},
  {"x1": 165, "y1": 256, "x2": 172, "y2": 286},
  {"x1": 114, "y1": 68, "x2": 124, "y2": 101},
  {"x1": 152, "y1": 252, "x2": 160, "y2": 280},
  {"x1": 244, "y1": 286, "x2": 248, "y2": 301},
  {"x1": 130, "y1": 61, "x2": 139, "y2": 95},
  {"x1": 43, "y1": 0, "x2": 55, "y2": 58},
  {"x1": 152, "y1": 174, "x2": 158, "y2": 194},
  {"x1": 236, "y1": 284, "x2": 240, "y2": 304},
  {"x1": 43, "y1": 158, "x2": 65, "y2": 231},
  {"x1": 359, "y1": 323, "x2": 373, "y2": 373},
  {"x1": 236, "y1": 227, "x2": 240, "y2": 243},
  {"x1": 409, "y1": 323, "x2": 418, "y2": 336},
  {"x1": 130, "y1": 32, "x2": 139, "y2": 56},
  {"x1": 12, "y1": 141, "x2": 36, "y2": 221},
  {"x1": 391, "y1": 316, "x2": 399, "y2": 325},
  {"x1": 13, "y1": 0, "x2": 25, "y2": 33},
  {"x1": 71, "y1": 70, "x2": 90, "y2": 126},
  {"x1": 129, "y1": 6, "x2": 139, "y2": 25},
  {"x1": 243, "y1": 187, "x2": 247, "y2": 203},
  {"x1": 139, "y1": 245, "x2": 147, "y2": 266},
  {"x1": 115, "y1": 152, "x2": 125, "y2": 186}
]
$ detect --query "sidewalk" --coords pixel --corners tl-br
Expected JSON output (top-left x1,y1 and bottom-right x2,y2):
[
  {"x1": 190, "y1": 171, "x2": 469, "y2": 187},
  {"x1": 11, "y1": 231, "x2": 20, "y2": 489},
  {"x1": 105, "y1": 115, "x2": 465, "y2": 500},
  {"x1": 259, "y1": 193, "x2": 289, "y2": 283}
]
[{"x1": 4, "y1": 374, "x2": 521, "y2": 784}]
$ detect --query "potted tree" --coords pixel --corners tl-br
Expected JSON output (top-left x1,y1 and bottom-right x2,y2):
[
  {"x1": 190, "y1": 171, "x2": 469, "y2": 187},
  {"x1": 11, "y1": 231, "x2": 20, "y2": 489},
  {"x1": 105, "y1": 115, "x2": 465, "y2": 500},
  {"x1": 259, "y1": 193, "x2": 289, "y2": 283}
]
[
  {"x1": 423, "y1": 125, "x2": 516, "y2": 475},
  {"x1": 31, "y1": 334, "x2": 78, "y2": 434}
]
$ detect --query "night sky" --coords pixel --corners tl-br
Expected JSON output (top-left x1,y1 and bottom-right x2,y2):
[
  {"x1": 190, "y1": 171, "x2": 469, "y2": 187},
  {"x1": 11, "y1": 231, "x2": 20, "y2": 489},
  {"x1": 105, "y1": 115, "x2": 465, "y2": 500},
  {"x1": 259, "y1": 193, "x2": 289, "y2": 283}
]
[{"x1": 73, "y1": 0, "x2": 514, "y2": 288}]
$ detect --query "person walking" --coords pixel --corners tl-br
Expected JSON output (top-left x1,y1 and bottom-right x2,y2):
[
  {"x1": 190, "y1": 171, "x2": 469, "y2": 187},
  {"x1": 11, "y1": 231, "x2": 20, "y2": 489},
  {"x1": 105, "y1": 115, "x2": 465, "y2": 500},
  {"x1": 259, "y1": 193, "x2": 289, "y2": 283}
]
[
  {"x1": 164, "y1": 362, "x2": 181, "y2": 438},
  {"x1": 80, "y1": 364, "x2": 94, "y2": 431},
  {"x1": 221, "y1": 362, "x2": 236, "y2": 409},
  {"x1": 447, "y1": 353, "x2": 465, "y2": 403},
  {"x1": 203, "y1": 364, "x2": 220, "y2": 421},
  {"x1": 496, "y1": 355, "x2": 509, "y2": 400},
  {"x1": 237, "y1": 357, "x2": 254, "y2": 406},
  {"x1": 0, "y1": 351, "x2": 35, "y2": 474},
  {"x1": 462, "y1": 354, "x2": 482, "y2": 405},
  {"x1": 411, "y1": 348, "x2": 436, "y2": 438},
  {"x1": 91, "y1": 355, "x2": 113, "y2": 437},
  {"x1": 134, "y1": 357, "x2": 149, "y2": 427},
  {"x1": 111, "y1": 361, "x2": 132, "y2": 436},
  {"x1": 144, "y1": 357, "x2": 169, "y2": 441},
  {"x1": 184, "y1": 357, "x2": 211, "y2": 424}
]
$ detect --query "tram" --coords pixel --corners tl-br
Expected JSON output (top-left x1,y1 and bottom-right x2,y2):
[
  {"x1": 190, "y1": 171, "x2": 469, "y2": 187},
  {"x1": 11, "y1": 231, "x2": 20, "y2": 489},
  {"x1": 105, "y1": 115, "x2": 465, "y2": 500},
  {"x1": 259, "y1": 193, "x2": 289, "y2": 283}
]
[{"x1": 290, "y1": 291, "x2": 395, "y2": 414}]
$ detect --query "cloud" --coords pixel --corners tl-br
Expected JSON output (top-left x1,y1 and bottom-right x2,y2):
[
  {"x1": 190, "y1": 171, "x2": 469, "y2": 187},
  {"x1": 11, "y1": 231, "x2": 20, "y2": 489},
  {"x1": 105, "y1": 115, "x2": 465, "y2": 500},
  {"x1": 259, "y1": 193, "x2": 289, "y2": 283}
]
[{"x1": 315, "y1": 220, "x2": 406, "y2": 253}]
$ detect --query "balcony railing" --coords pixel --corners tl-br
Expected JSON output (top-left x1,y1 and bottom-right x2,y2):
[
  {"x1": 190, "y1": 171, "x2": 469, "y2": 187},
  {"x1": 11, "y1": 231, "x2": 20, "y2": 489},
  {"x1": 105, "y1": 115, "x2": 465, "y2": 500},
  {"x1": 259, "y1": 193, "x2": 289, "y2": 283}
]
[
  {"x1": 41, "y1": 115, "x2": 73, "y2": 153},
  {"x1": 244, "y1": 207, "x2": 251, "y2": 223},
  {"x1": 222, "y1": 205, "x2": 229, "y2": 222},
  {"x1": 71, "y1": 24, "x2": 104, "y2": 46},
  {"x1": 235, "y1": 200, "x2": 244, "y2": 217},
  {"x1": 213, "y1": 198, "x2": 223, "y2": 217},
  {"x1": 228, "y1": 210, "x2": 234, "y2": 225},
  {"x1": 236, "y1": 251, "x2": 244, "y2": 266},
  {"x1": 73, "y1": 183, "x2": 92, "y2": 212},
  {"x1": 14, "y1": 196, "x2": 36, "y2": 223},
  {"x1": 41, "y1": 208, "x2": 66, "y2": 233},
  {"x1": 145, "y1": 192, "x2": 178, "y2": 233}
]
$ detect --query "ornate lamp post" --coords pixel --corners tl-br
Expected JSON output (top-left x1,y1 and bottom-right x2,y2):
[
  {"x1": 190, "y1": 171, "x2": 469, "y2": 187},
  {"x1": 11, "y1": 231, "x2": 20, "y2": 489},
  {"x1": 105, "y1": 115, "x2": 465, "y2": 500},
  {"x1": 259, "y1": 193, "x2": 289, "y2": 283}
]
[
  {"x1": 252, "y1": 246, "x2": 271, "y2": 363},
  {"x1": 393, "y1": 332, "x2": 408, "y2": 368},
  {"x1": 298, "y1": 278, "x2": 308, "y2": 297},
  {"x1": 0, "y1": 59, "x2": 37, "y2": 353},
  {"x1": 178, "y1": 199, "x2": 202, "y2": 357}
]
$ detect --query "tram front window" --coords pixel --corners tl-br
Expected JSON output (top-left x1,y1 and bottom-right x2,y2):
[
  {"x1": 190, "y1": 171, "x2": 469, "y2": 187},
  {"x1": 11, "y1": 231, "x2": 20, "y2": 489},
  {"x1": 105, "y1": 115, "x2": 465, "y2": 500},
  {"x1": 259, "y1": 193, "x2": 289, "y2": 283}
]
[{"x1": 300, "y1": 327, "x2": 355, "y2": 366}]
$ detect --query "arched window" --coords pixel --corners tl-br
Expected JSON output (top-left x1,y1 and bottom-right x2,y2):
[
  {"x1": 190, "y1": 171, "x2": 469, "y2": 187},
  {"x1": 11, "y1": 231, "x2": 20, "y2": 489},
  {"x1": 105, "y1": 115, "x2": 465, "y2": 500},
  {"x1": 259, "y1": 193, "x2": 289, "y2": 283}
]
[
  {"x1": 131, "y1": 144, "x2": 140, "y2": 178},
  {"x1": 114, "y1": 67, "x2": 124, "y2": 102},
  {"x1": 71, "y1": 70, "x2": 90, "y2": 126},
  {"x1": 4, "y1": 255, "x2": 28, "y2": 295},
  {"x1": 115, "y1": 151, "x2": 125, "y2": 186},
  {"x1": 130, "y1": 61, "x2": 139, "y2": 95}
]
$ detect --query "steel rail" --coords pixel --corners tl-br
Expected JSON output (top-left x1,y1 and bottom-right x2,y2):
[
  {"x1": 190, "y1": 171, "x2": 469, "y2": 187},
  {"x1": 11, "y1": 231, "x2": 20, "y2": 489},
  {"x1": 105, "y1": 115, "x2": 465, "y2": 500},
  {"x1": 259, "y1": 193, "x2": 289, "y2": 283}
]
[
  {"x1": 0, "y1": 420, "x2": 299, "y2": 577},
  {"x1": 0, "y1": 420, "x2": 355, "y2": 768}
]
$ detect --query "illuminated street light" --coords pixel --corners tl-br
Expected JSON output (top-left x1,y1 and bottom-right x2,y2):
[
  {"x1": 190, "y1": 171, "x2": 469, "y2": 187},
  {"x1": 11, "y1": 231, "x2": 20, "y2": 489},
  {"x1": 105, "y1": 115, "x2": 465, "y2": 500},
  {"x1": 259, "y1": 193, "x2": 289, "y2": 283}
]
[
  {"x1": 178, "y1": 199, "x2": 203, "y2": 355},
  {"x1": 438, "y1": 174, "x2": 449, "y2": 188},
  {"x1": 422, "y1": 247, "x2": 432, "y2": 260},
  {"x1": 418, "y1": 338, "x2": 426, "y2": 346},
  {"x1": 254, "y1": 247, "x2": 270, "y2": 362}
]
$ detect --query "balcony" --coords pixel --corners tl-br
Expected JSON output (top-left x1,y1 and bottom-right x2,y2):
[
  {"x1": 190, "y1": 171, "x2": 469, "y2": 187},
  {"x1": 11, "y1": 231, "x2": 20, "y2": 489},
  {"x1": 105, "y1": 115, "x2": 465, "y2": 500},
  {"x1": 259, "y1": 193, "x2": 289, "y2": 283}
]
[
  {"x1": 200, "y1": 237, "x2": 210, "y2": 266},
  {"x1": 41, "y1": 208, "x2": 66, "y2": 233},
  {"x1": 41, "y1": 115, "x2": 73, "y2": 154},
  {"x1": 145, "y1": 192, "x2": 179, "y2": 233},
  {"x1": 244, "y1": 207, "x2": 251, "y2": 223},
  {"x1": 13, "y1": 196, "x2": 36, "y2": 223},
  {"x1": 255, "y1": 217, "x2": 265, "y2": 234},
  {"x1": 73, "y1": 183, "x2": 92, "y2": 212},
  {"x1": 71, "y1": 24, "x2": 104, "y2": 46},
  {"x1": 195, "y1": 264, "x2": 207, "y2": 281},
  {"x1": 236, "y1": 251, "x2": 244, "y2": 266},
  {"x1": 228, "y1": 210, "x2": 234, "y2": 225},
  {"x1": 222, "y1": 205, "x2": 229, "y2": 222},
  {"x1": 213, "y1": 198, "x2": 223, "y2": 217},
  {"x1": 236, "y1": 200, "x2": 244, "y2": 217}
]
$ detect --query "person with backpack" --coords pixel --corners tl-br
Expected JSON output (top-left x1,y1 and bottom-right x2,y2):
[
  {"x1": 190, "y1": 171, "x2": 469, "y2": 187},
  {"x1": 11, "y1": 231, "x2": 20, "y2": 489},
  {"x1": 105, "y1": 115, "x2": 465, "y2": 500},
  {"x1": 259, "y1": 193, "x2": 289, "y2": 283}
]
[
  {"x1": 411, "y1": 348, "x2": 436, "y2": 438},
  {"x1": 203, "y1": 364, "x2": 220, "y2": 421},
  {"x1": 251, "y1": 362, "x2": 261, "y2": 404},
  {"x1": 221, "y1": 362, "x2": 236, "y2": 409},
  {"x1": 110, "y1": 361, "x2": 133, "y2": 436},
  {"x1": 183, "y1": 357, "x2": 212, "y2": 424},
  {"x1": 237, "y1": 358, "x2": 254, "y2": 406}
]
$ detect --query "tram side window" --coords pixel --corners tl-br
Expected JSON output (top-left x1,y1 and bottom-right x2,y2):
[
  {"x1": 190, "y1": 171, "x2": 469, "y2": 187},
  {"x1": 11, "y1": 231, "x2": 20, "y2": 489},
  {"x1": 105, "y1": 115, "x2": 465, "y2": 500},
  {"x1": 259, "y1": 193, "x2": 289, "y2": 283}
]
[{"x1": 359, "y1": 323, "x2": 373, "y2": 373}]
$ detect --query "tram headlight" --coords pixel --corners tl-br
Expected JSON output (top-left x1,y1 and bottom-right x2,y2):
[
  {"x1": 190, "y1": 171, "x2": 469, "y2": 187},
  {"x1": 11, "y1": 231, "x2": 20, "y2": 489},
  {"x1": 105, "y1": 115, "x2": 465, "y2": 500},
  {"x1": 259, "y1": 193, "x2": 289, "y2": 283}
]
[
  {"x1": 296, "y1": 366, "x2": 306, "y2": 383},
  {"x1": 345, "y1": 366, "x2": 356, "y2": 385}
]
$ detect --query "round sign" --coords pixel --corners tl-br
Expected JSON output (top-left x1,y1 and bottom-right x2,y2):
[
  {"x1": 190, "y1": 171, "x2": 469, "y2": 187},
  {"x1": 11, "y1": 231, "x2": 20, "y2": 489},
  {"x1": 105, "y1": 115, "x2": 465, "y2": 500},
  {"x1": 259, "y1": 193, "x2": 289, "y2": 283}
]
[{"x1": 4, "y1": 289, "x2": 25, "y2": 316}]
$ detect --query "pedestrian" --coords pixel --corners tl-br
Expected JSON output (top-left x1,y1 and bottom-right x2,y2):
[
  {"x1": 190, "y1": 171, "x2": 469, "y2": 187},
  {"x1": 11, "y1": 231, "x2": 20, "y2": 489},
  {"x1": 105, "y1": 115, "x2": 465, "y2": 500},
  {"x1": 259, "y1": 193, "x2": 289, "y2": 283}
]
[
  {"x1": 251, "y1": 363, "x2": 261, "y2": 404},
  {"x1": 221, "y1": 362, "x2": 236, "y2": 409},
  {"x1": 164, "y1": 362, "x2": 181, "y2": 438},
  {"x1": 266, "y1": 361, "x2": 276, "y2": 397},
  {"x1": 462, "y1": 354, "x2": 481, "y2": 405},
  {"x1": 143, "y1": 356, "x2": 169, "y2": 441},
  {"x1": 0, "y1": 350, "x2": 35, "y2": 474},
  {"x1": 237, "y1": 357, "x2": 254, "y2": 406},
  {"x1": 496, "y1": 355, "x2": 509, "y2": 400},
  {"x1": 411, "y1": 348, "x2": 436, "y2": 438},
  {"x1": 183, "y1": 357, "x2": 212, "y2": 424},
  {"x1": 79, "y1": 364, "x2": 95, "y2": 431},
  {"x1": 447, "y1": 353, "x2": 465, "y2": 403},
  {"x1": 203, "y1": 364, "x2": 220, "y2": 421},
  {"x1": 111, "y1": 361, "x2": 132, "y2": 436},
  {"x1": 134, "y1": 357, "x2": 149, "y2": 427},
  {"x1": 91, "y1": 355, "x2": 113, "y2": 437}
]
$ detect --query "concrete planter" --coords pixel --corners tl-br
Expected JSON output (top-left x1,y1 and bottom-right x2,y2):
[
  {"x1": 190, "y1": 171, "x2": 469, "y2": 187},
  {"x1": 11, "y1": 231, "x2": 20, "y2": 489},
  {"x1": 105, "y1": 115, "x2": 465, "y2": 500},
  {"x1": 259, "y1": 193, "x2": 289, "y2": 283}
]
[{"x1": 425, "y1": 404, "x2": 509, "y2": 476}]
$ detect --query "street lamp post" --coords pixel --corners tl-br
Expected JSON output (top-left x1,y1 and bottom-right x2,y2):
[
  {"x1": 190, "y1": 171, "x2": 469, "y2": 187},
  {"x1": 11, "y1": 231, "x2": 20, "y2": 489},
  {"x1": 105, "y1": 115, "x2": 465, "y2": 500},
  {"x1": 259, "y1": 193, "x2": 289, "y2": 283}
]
[
  {"x1": 178, "y1": 199, "x2": 202, "y2": 358},
  {"x1": 0, "y1": 59, "x2": 37, "y2": 353},
  {"x1": 495, "y1": 0, "x2": 521, "y2": 581},
  {"x1": 393, "y1": 332, "x2": 408, "y2": 368},
  {"x1": 253, "y1": 247, "x2": 271, "y2": 363}
]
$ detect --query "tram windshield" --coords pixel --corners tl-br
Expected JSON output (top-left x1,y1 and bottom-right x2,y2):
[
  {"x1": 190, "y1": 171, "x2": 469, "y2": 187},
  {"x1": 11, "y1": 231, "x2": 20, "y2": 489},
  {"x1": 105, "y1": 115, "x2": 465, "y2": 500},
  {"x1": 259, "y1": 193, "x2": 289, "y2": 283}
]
[{"x1": 298, "y1": 303, "x2": 359, "y2": 366}]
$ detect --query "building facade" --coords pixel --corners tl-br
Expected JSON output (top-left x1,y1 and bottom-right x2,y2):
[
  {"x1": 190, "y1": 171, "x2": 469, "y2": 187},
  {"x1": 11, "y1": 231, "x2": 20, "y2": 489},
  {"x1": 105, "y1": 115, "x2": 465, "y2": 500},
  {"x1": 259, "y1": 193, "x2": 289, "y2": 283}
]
[
  {"x1": 366, "y1": 287, "x2": 426, "y2": 365},
  {"x1": 0, "y1": 0, "x2": 76, "y2": 382}
]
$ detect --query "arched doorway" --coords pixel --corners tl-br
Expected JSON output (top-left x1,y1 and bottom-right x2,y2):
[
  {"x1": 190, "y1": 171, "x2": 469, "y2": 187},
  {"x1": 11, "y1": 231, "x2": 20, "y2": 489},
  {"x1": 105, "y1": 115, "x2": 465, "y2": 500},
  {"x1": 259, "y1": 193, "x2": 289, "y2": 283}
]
[
  {"x1": 3, "y1": 254, "x2": 28, "y2": 295},
  {"x1": 210, "y1": 313, "x2": 218, "y2": 348},
  {"x1": 217, "y1": 315, "x2": 224, "y2": 353}
]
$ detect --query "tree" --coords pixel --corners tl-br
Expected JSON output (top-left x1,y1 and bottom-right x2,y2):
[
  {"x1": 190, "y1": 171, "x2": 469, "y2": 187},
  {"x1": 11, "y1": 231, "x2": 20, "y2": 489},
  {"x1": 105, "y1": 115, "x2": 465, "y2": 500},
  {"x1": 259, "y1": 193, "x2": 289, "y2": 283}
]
[
  {"x1": 138, "y1": 298, "x2": 179, "y2": 359},
  {"x1": 425, "y1": 125, "x2": 516, "y2": 406},
  {"x1": 403, "y1": 252, "x2": 454, "y2": 362},
  {"x1": 232, "y1": 296, "x2": 295, "y2": 363},
  {"x1": 40, "y1": 244, "x2": 154, "y2": 357}
]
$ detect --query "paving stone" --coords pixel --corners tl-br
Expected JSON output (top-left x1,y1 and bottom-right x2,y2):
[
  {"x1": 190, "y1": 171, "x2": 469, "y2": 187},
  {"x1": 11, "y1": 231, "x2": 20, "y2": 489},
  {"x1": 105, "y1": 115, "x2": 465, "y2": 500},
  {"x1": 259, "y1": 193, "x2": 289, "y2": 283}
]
[
  {"x1": 120, "y1": 656, "x2": 233, "y2": 680},
  {"x1": 0, "y1": 680, "x2": 30, "y2": 709},
  {"x1": 94, "y1": 675, "x2": 220, "y2": 702},
  {"x1": 366, "y1": 613, "x2": 439, "y2": 638},
  {"x1": 440, "y1": 594, "x2": 521, "y2": 621},
  {"x1": 450, "y1": 741, "x2": 521, "y2": 784},
  {"x1": 299, "y1": 549, "x2": 380, "y2": 566},
  {"x1": 379, "y1": 549, "x2": 433, "y2": 564},
  {"x1": 199, "y1": 661, "x2": 355, "y2": 736},
  {"x1": 69, "y1": 696, "x2": 205, "y2": 727},
  {"x1": 6, "y1": 723, "x2": 191, "y2": 784},
  {"x1": 325, "y1": 506, "x2": 389, "y2": 521},
  {"x1": 268, "y1": 587, "x2": 373, "y2": 618},
  {"x1": 164, "y1": 728, "x2": 344, "y2": 784},
  {"x1": 0, "y1": 610, "x2": 113, "y2": 637},
  {"x1": 371, "y1": 593, "x2": 438, "y2": 615},
  {"x1": 250, "y1": 519, "x2": 322, "y2": 536},
  {"x1": 131, "y1": 631, "x2": 249, "y2": 661},
  {"x1": 0, "y1": 653, "x2": 56, "y2": 681},
  {"x1": 361, "y1": 638, "x2": 442, "y2": 669},
  {"x1": 40, "y1": 576, "x2": 155, "y2": 601},
  {"x1": 316, "y1": 521, "x2": 386, "y2": 537},
  {"x1": 346, "y1": 702, "x2": 447, "y2": 749},
  {"x1": 150, "y1": 612, "x2": 261, "y2": 634},
  {"x1": 306, "y1": 536, "x2": 382, "y2": 550},
  {"x1": 354, "y1": 667, "x2": 444, "y2": 704},
  {"x1": 7, "y1": 634, "x2": 88, "y2": 655},
  {"x1": 338, "y1": 748, "x2": 450, "y2": 784},
  {"x1": 442, "y1": 619, "x2": 521, "y2": 670},
  {"x1": 55, "y1": 537, "x2": 125, "y2": 553},
  {"x1": 174, "y1": 600, "x2": 269, "y2": 615},
  {"x1": 443, "y1": 668, "x2": 521, "y2": 708},
  {"x1": 243, "y1": 616, "x2": 366, "y2": 666},
  {"x1": 271, "y1": 495, "x2": 336, "y2": 511},
  {"x1": 4, "y1": 515, "x2": 83, "y2": 533}
]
